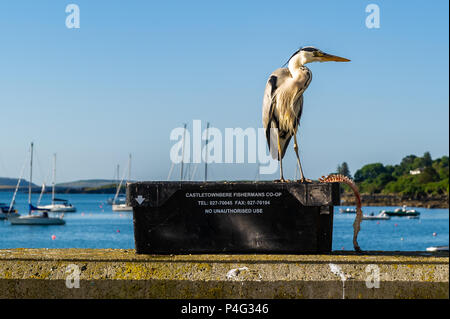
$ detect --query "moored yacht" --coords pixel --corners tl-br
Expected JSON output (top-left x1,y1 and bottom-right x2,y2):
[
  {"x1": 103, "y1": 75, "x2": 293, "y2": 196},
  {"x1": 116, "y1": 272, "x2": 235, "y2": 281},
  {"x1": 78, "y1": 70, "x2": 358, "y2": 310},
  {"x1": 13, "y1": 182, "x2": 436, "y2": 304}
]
[
  {"x1": 362, "y1": 211, "x2": 390, "y2": 220},
  {"x1": 0, "y1": 202, "x2": 20, "y2": 220},
  {"x1": 382, "y1": 205, "x2": 420, "y2": 217},
  {"x1": 38, "y1": 198, "x2": 76, "y2": 212},
  {"x1": 8, "y1": 143, "x2": 66, "y2": 226},
  {"x1": 111, "y1": 203, "x2": 132, "y2": 211},
  {"x1": 112, "y1": 154, "x2": 133, "y2": 212},
  {"x1": 9, "y1": 206, "x2": 65, "y2": 225},
  {"x1": 37, "y1": 153, "x2": 76, "y2": 213},
  {"x1": 339, "y1": 207, "x2": 357, "y2": 213},
  {"x1": 426, "y1": 245, "x2": 449, "y2": 252}
]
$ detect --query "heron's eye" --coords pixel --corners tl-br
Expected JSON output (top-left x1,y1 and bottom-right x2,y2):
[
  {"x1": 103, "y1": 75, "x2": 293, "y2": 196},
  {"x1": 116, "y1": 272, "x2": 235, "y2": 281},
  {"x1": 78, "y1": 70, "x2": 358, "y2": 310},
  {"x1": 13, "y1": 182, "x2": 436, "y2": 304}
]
[{"x1": 313, "y1": 51, "x2": 325, "y2": 57}]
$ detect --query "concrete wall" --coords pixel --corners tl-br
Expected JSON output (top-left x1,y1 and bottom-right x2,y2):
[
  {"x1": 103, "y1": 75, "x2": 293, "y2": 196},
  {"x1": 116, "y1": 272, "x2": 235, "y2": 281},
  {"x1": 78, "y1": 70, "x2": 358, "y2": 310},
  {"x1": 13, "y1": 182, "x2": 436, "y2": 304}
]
[{"x1": 0, "y1": 249, "x2": 448, "y2": 299}]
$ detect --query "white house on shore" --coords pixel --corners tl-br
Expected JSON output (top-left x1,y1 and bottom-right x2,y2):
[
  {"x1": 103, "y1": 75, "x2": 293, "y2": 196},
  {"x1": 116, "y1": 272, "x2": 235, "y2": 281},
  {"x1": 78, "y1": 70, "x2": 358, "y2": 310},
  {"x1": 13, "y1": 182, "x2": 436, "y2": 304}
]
[{"x1": 409, "y1": 168, "x2": 424, "y2": 175}]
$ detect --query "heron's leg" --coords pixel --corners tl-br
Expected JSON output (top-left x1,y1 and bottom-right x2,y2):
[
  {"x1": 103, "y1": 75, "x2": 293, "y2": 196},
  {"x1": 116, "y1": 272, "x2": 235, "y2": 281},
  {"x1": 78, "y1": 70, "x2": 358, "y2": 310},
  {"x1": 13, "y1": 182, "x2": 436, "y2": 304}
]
[
  {"x1": 294, "y1": 134, "x2": 311, "y2": 183},
  {"x1": 277, "y1": 132, "x2": 286, "y2": 182}
]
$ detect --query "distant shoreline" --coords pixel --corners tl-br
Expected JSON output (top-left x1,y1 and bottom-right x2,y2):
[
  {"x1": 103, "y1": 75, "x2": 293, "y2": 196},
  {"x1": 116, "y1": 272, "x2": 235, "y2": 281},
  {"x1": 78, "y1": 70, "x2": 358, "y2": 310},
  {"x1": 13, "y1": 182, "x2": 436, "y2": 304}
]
[{"x1": 341, "y1": 193, "x2": 449, "y2": 209}]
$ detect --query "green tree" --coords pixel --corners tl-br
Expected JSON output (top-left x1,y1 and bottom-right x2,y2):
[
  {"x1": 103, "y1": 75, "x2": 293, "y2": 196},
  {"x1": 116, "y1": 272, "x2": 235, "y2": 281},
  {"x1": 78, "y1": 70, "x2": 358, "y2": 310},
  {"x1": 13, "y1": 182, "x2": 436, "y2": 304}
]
[
  {"x1": 433, "y1": 156, "x2": 449, "y2": 179},
  {"x1": 395, "y1": 155, "x2": 417, "y2": 176},
  {"x1": 354, "y1": 163, "x2": 386, "y2": 182},
  {"x1": 401, "y1": 155, "x2": 417, "y2": 168},
  {"x1": 418, "y1": 167, "x2": 440, "y2": 183},
  {"x1": 354, "y1": 154, "x2": 448, "y2": 195},
  {"x1": 337, "y1": 162, "x2": 351, "y2": 178},
  {"x1": 423, "y1": 152, "x2": 432, "y2": 167}
]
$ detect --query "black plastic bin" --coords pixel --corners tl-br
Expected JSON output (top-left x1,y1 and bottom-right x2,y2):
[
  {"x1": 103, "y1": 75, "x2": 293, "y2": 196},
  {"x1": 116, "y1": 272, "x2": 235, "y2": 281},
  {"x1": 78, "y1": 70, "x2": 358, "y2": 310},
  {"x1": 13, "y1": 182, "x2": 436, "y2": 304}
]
[{"x1": 127, "y1": 181, "x2": 340, "y2": 254}]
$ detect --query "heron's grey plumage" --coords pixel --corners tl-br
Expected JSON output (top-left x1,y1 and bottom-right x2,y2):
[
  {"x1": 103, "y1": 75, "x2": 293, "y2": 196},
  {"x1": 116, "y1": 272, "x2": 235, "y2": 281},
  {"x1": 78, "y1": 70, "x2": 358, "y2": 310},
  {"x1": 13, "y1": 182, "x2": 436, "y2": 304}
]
[
  {"x1": 262, "y1": 67, "x2": 310, "y2": 160},
  {"x1": 262, "y1": 47, "x2": 350, "y2": 181}
]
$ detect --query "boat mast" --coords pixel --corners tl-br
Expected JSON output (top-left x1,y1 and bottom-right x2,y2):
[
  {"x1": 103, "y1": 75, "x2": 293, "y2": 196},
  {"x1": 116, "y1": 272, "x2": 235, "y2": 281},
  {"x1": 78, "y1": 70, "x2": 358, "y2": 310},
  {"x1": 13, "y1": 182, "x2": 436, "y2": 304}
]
[
  {"x1": 204, "y1": 122, "x2": 210, "y2": 182},
  {"x1": 127, "y1": 154, "x2": 131, "y2": 183},
  {"x1": 167, "y1": 162, "x2": 175, "y2": 180},
  {"x1": 28, "y1": 142, "x2": 33, "y2": 214},
  {"x1": 180, "y1": 123, "x2": 187, "y2": 181},
  {"x1": 8, "y1": 154, "x2": 28, "y2": 214},
  {"x1": 116, "y1": 164, "x2": 120, "y2": 188},
  {"x1": 113, "y1": 164, "x2": 120, "y2": 205},
  {"x1": 52, "y1": 153, "x2": 56, "y2": 205},
  {"x1": 113, "y1": 156, "x2": 129, "y2": 205}
]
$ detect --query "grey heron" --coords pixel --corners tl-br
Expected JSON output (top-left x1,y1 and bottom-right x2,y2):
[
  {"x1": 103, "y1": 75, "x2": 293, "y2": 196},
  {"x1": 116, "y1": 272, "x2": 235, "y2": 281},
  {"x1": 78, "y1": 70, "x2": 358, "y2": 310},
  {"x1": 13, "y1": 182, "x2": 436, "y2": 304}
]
[{"x1": 262, "y1": 46, "x2": 350, "y2": 182}]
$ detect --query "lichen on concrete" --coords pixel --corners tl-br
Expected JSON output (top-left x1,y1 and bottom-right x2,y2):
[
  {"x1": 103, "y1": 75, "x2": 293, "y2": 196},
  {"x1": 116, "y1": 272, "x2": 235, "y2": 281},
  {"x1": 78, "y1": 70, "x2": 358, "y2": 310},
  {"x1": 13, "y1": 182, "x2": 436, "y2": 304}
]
[{"x1": 0, "y1": 249, "x2": 448, "y2": 299}]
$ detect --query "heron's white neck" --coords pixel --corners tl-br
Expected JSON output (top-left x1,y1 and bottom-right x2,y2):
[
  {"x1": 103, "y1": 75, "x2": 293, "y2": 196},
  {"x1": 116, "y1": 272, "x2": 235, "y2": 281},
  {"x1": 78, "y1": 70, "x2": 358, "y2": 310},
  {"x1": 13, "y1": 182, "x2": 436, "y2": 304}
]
[{"x1": 288, "y1": 55, "x2": 307, "y2": 78}]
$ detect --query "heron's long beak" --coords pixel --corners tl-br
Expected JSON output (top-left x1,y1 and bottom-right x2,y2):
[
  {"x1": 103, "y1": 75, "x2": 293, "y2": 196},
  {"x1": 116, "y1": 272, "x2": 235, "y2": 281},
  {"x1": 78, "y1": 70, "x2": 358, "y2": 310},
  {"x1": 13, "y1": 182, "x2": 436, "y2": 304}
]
[{"x1": 319, "y1": 52, "x2": 351, "y2": 62}]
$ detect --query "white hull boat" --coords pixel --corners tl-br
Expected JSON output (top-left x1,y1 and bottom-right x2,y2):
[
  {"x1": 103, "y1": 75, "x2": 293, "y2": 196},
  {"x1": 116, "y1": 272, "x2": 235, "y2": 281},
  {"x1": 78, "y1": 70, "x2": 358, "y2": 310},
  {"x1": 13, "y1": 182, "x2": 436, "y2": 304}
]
[
  {"x1": 0, "y1": 212, "x2": 20, "y2": 220},
  {"x1": 426, "y1": 246, "x2": 449, "y2": 252},
  {"x1": 37, "y1": 154, "x2": 76, "y2": 213},
  {"x1": 38, "y1": 202, "x2": 76, "y2": 212},
  {"x1": 9, "y1": 214, "x2": 65, "y2": 225},
  {"x1": 107, "y1": 196, "x2": 126, "y2": 205},
  {"x1": 362, "y1": 212, "x2": 390, "y2": 220},
  {"x1": 10, "y1": 143, "x2": 66, "y2": 226},
  {"x1": 339, "y1": 208, "x2": 357, "y2": 214},
  {"x1": 112, "y1": 203, "x2": 132, "y2": 211},
  {"x1": 111, "y1": 154, "x2": 132, "y2": 212}
]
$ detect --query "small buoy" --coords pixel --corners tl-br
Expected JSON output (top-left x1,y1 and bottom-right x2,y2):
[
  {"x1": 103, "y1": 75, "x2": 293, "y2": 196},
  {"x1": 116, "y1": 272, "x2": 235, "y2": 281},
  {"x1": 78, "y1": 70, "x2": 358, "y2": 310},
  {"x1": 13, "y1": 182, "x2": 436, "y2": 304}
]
[
  {"x1": 376, "y1": 221, "x2": 380, "y2": 225},
  {"x1": 116, "y1": 229, "x2": 120, "y2": 233},
  {"x1": 119, "y1": 214, "x2": 123, "y2": 217},
  {"x1": 81, "y1": 212, "x2": 85, "y2": 216},
  {"x1": 341, "y1": 246, "x2": 345, "y2": 250},
  {"x1": 433, "y1": 232, "x2": 437, "y2": 236},
  {"x1": 394, "y1": 223, "x2": 398, "y2": 227},
  {"x1": 99, "y1": 205, "x2": 103, "y2": 209},
  {"x1": 51, "y1": 235, "x2": 56, "y2": 240}
]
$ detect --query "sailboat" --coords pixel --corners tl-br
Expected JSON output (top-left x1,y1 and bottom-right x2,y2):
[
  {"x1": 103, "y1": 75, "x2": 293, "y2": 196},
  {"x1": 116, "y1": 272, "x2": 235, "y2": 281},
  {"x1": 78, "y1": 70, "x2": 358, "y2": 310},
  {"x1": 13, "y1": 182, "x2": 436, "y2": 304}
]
[
  {"x1": 9, "y1": 143, "x2": 65, "y2": 225},
  {"x1": 106, "y1": 164, "x2": 126, "y2": 205},
  {"x1": 112, "y1": 154, "x2": 132, "y2": 212},
  {"x1": 1, "y1": 158, "x2": 26, "y2": 220},
  {"x1": 0, "y1": 202, "x2": 20, "y2": 220},
  {"x1": 37, "y1": 154, "x2": 76, "y2": 212}
]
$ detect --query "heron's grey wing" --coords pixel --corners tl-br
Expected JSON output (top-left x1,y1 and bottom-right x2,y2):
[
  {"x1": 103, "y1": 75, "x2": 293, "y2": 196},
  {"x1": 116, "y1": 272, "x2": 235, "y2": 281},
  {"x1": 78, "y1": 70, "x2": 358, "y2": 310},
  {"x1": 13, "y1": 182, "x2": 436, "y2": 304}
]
[
  {"x1": 294, "y1": 94, "x2": 304, "y2": 127},
  {"x1": 262, "y1": 75, "x2": 278, "y2": 159},
  {"x1": 279, "y1": 94, "x2": 303, "y2": 159},
  {"x1": 262, "y1": 68, "x2": 291, "y2": 160}
]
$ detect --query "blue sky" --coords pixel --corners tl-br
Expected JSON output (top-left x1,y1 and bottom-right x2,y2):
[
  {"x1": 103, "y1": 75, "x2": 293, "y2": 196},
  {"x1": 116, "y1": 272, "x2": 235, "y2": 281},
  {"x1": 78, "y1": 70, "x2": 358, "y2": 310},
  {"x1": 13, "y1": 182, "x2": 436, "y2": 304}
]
[{"x1": 0, "y1": 0, "x2": 448, "y2": 184}]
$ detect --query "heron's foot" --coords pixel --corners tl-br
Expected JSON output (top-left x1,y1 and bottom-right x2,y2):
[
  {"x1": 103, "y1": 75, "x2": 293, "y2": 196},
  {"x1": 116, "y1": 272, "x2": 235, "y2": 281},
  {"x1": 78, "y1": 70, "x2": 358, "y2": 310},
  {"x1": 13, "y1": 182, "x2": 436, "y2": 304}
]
[
  {"x1": 297, "y1": 177, "x2": 312, "y2": 183},
  {"x1": 274, "y1": 178, "x2": 287, "y2": 183}
]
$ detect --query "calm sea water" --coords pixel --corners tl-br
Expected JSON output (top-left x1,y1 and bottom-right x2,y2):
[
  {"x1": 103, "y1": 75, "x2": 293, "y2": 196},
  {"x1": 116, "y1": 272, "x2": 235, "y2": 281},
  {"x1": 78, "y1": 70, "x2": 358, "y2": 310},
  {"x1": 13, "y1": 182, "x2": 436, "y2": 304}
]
[{"x1": 0, "y1": 192, "x2": 448, "y2": 251}]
